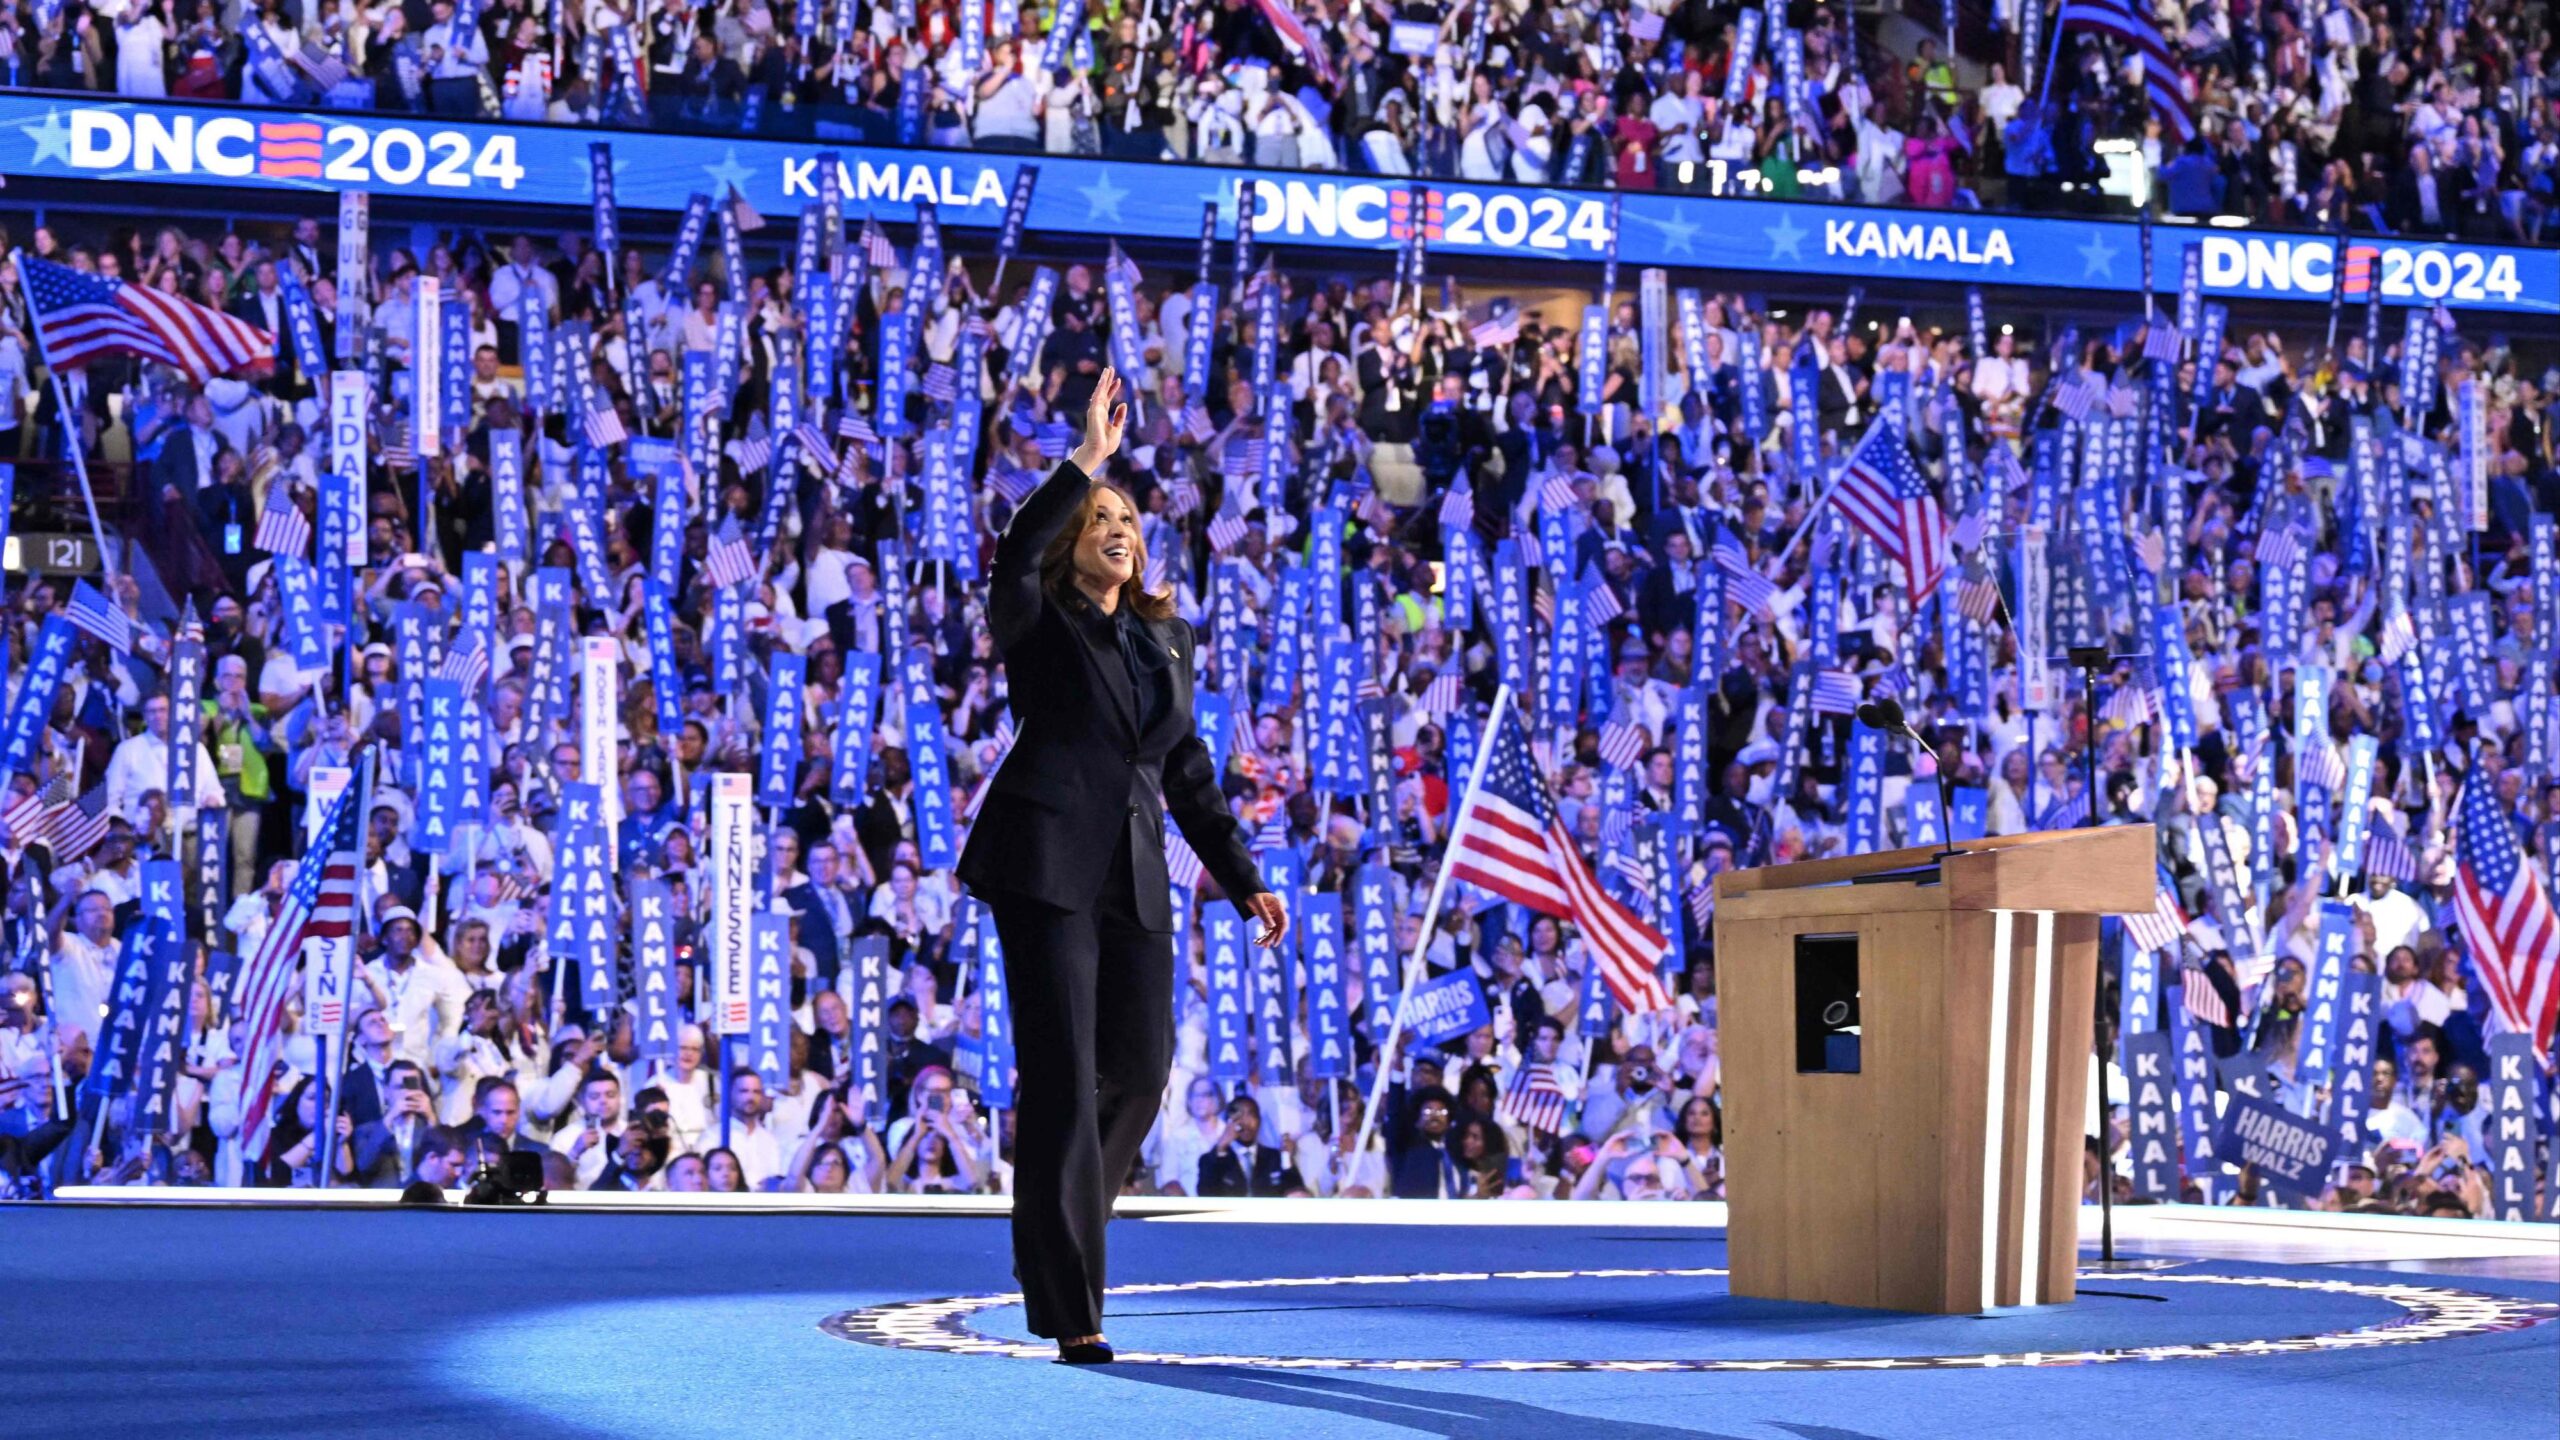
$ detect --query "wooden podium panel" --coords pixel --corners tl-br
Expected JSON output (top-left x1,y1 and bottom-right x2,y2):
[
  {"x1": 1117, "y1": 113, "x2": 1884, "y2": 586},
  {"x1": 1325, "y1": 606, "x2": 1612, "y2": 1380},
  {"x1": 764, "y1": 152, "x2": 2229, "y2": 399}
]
[{"x1": 1715, "y1": 828, "x2": 2147, "y2": 1314}]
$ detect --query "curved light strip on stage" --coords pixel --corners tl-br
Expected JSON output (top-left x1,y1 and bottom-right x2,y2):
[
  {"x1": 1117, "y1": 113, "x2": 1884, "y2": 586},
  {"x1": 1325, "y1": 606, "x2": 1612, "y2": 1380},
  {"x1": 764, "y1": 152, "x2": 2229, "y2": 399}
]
[{"x1": 820, "y1": 1267, "x2": 2560, "y2": 1372}]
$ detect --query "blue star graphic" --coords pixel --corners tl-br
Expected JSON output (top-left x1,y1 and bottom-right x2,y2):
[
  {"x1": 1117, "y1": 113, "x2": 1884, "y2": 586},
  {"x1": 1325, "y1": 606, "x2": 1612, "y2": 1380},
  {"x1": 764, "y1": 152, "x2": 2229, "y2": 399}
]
[
  {"x1": 1626, "y1": 208, "x2": 1700, "y2": 258},
  {"x1": 1079, "y1": 169, "x2": 1129, "y2": 224},
  {"x1": 2078, "y1": 231, "x2": 2119, "y2": 280},
  {"x1": 1765, "y1": 213, "x2": 1807, "y2": 262},
  {"x1": 26, "y1": 108, "x2": 72, "y2": 168},
  {"x1": 702, "y1": 148, "x2": 754, "y2": 197}
]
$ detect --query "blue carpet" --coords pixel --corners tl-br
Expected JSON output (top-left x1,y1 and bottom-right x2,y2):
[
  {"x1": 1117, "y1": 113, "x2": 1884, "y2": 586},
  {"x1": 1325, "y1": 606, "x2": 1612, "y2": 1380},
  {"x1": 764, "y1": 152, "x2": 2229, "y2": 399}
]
[{"x1": 12, "y1": 1206, "x2": 2555, "y2": 1440}]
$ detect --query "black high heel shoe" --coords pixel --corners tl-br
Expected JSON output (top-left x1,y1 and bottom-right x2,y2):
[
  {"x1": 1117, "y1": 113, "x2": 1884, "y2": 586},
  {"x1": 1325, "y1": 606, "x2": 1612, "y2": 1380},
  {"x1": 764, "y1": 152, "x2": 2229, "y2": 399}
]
[{"x1": 1056, "y1": 1340, "x2": 1116, "y2": 1365}]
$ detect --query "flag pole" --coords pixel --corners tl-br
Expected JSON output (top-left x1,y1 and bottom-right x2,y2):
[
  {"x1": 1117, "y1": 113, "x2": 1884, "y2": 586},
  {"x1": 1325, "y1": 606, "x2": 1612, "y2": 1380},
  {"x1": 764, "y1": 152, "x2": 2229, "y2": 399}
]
[
  {"x1": 314, "y1": 750, "x2": 377, "y2": 1191},
  {"x1": 12, "y1": 250, "x2": 122, "y2": 583},
  {"x1": 1350, "y1": 682, "x2": 1513, "y2": 1164}
]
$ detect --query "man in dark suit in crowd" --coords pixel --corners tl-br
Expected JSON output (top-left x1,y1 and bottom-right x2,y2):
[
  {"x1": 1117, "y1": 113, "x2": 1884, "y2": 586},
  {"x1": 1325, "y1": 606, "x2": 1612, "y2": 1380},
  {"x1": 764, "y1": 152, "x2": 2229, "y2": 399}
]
[
  {"x1": 2387, "y1": 142, "x2": 2469, "y2": 237},
  {"x1": 345, "y1": 1061, "x2": 440, "y2": 1186},
  {"x1": 149, "y1": 393, "x2": 227, "y2": 506},
  {"x1": 1193, "y1": 1095, "x2": 1302, "y2": 1197},
  {"x1": 879, "y1": 996, "x2": 951, "y2": 1125},
  {"x1": 230, "y1": 260, "x2": 297, "y2": 394},
  {"x1": 452, "y1": 1077, "x2": 542, "y2": 1169},
  {"x1": 334, "y1": 1006, "x2": 400, "y2": 1131},
  {"x1": 1382, "y1": 1080, "x2": 1464, "y2": 1199}
]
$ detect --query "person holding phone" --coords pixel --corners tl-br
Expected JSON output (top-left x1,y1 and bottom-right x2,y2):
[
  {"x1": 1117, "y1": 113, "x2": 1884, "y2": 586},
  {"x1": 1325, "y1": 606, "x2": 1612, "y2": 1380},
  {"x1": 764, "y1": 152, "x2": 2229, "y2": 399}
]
[{"x1": 955, "y1": 369, "x2": 1287, "y2": 1365}]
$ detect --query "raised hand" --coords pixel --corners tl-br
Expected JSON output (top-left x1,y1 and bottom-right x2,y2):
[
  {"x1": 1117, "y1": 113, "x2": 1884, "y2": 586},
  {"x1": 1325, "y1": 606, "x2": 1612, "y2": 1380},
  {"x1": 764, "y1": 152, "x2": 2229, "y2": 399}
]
[{"x1": 1070, "y1": 367, "x2": 1128, "y2": 475}]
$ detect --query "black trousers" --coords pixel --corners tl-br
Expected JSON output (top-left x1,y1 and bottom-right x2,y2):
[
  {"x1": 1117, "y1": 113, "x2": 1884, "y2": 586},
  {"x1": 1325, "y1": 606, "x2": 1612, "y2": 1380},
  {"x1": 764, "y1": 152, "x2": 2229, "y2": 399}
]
[{"x1": 987, "y1": 827, "x2": 1174, "y2": 1339}]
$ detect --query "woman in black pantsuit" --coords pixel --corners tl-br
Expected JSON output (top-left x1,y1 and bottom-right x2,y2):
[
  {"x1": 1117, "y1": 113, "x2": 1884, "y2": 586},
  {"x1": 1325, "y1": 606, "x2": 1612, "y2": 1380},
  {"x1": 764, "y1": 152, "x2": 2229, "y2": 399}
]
[{"x1": 956, "y1": 369, "x2": 1287, "y2": 1364}]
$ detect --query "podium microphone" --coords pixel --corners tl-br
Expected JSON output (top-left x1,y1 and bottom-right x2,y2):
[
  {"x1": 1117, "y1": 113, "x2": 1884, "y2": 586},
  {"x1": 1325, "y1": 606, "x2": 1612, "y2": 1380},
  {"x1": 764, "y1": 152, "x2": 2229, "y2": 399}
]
[{"x1": 1855, "y1": 697, "x2": 1959, "y2": 865}]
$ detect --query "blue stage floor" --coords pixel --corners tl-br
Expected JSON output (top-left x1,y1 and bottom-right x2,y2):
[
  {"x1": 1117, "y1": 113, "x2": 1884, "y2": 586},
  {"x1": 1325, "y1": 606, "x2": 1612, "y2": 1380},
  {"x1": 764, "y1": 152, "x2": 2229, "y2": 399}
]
[{"x1": 14, "y1": 1204, "x2": 2557, "y2": 1440}]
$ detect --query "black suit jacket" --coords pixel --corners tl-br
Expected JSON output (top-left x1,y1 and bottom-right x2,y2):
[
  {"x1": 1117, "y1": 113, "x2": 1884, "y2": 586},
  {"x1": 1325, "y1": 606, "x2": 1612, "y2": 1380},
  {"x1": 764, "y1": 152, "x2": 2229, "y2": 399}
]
[
  {"x1": 954, "y1": 461, "x2": 1263, "y2": 930},
  {"x1": 337, "y1": 1060, "x2": 391, "y2": 1131},
  {"x1": 1196, "y1": 1142, "x2": 1302, "y2": 1197},
  {"x1": 151, "y1": 427, "x2": 222, "y2": 504}
]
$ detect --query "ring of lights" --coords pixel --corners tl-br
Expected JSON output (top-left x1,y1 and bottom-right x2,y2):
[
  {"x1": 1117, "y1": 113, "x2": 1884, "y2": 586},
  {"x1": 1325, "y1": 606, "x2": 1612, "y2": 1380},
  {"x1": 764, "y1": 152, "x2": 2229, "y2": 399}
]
[{"x1": 818, "y1": 1266, "x2": 2559, "y2": 1372}]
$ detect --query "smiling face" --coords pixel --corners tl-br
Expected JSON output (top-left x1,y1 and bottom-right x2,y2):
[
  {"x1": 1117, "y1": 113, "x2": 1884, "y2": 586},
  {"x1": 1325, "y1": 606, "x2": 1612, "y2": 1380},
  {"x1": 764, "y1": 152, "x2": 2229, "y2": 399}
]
[{"x1": 1073, "y1": 485, "x2": 1140, "y2": 598}]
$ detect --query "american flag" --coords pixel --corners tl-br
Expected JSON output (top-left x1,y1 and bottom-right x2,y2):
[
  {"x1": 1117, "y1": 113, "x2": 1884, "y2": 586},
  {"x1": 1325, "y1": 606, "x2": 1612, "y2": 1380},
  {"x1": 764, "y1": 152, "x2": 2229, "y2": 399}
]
[
  {"x1": 1251, "y1": 808, "x2": 1292, "y2": 853},
  {"x1": 1250, "y1": 0, "x2": 1338, "y2": 84},
  {"x1": 838, "y1": 411, "x2": 880, "y2": 443},
  {"x1": 234, "y1": 785, "x2": 369, "y2": 1143},
  {"x1": 1530, "y1": 579, "x2": 1554, "y2": 632},
  {"x1": 1165, "y1": 830, "x2": 1206, "y2": 891},
  {"x1": 66, "y1": 578, "x2": 134, "y2": 654},
  {"x1": 582, "y1": 402, "x2": 628, "y2": 450},
  {"x1": 1516, "y1": 528, "x2": 1543, "y2": 570},
  {"x1": 727, "y1": 433, "x2": 773, "y2": 475},
  {"x1": 1438, "y1": 484, "x2": 1475, "y2": 532},
  {"x1": 1830, "y1": 423, "x2": 1950, "y2": 604},
  {"x1": 703, "y1": 516, "x2": 759, "y2": 589},
  {"x1": 2124, "y1": 862, "x2": 2192, "y2": 952},
  {"x1": 1105, "y1": 242, "x2": 1143, "y2": 290},
  {"x1": 793, "y1": 419, "x2": 836, "y2": 469},
  {"x1": 1445, "y1": 703, "x2": 1674, "y2": 1013},
  {"x1": 2378, "y1": 607, "x2": 2417, "y2": 664},
  {"x1": 0, "y1": 783, "x2": 45, "y2": 846},
  {"x1": 43, "y1": 781, "x2": 114, "y2": 862},
  {"x1": 255, "y1": 492, "x2": 312, "y2": 559},
  {"x1": 1956, "y1": 573, "x2": 2002, "y2": 624},
  {"x1": 2364, "y1": 823, "x2": 2417, "y2": 883},
  {"x1": 294, "y1": 38, "x2": 352, "y2": 90},
  {"x1": 987, "y1": 465, "x2": 1038, "y2": 508},
  {"x1": 2180, "y1": 949, "x2": 2233, "y2": 1028},
  {"x1": 2142, "y1": 320, "x2": 2185, "y2": 362},
  {"x1": 2296, "y1": 739, "x2": 2345, "y2": 792},
  {"x1": 1499, "y1": 1061, "x2": 1568, "y2": 1135},
  {"x1": 2103, "y1": 681, "x2": 2158, "y2": 728},
  {"x1": 378, "y1": 420, "x2": 415, "y2": 471},
  {"x1": 1421, "y1": 672, "x2": 1463, "y2": 716},
  {"x1": 1165, "y1": 474, "x2": 1202, "y2": 519},
  {"x1": 2254, "y1": 525, "x2": 2303, "y2": 573},
  {"x1": 2451, "y1": 767, "x2": 2560, "y2": 1057},
  {"x1": 439, "y1": 635, "x2": 490, "y2": 696},
  {"x1": 921, "y1": 363, "x2": 958, "y2": 403},
  {"x1": 2049, "y1": 372, "x2": 2103, "y2": 423},
  {"x1": 1538, "y1": 474, "x2": 1579, "y2": 514},
  {"x1": 1598, "y1": 722, "x2": 1646, "y2": 771},
  {"x1": 1182, "y1": 406, "x2": 1216, "y2": 444},
  {"x1": 1035, "y1": 421, "x2": 1073, "y2": 458},
  {"x1": 1469, "y1": 311, "x2": 1522, "y2": 348},
  {"x1": 2058, "y1": 0, "x2": 2198, "y2": 141},
  {"x1": 861, "y1": 218, "x2": 897, "y2": 269},
  {"x1": 1808, "y1": 668, "x2": 1863, "y2": 717},
  {"x1": 1686, "y1": 878, "x2": 1715, "y2": 932},
  {"x1": 20, "y1": 254, "x2": 272, "y2": 383},
  {"x1": 1207, "y1": 492, "x2": 1251, "y2": 553},
  {"x1": 1582, "y1": 577, "x2": 1624, "y2": 628},
  {"x1": 1221, "y1": 437, "x2": 1267, "y2": 479},
  {"x1": 1711, "y1": 533, "x2": 1777, "y2": 620}
]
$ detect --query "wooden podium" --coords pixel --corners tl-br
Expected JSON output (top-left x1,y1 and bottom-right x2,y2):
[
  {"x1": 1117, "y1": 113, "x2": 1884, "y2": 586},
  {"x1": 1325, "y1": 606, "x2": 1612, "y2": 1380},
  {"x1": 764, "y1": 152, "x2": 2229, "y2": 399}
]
[{"x1": 1712, "y1": 827, "x2": 2154, "y2": 1314}]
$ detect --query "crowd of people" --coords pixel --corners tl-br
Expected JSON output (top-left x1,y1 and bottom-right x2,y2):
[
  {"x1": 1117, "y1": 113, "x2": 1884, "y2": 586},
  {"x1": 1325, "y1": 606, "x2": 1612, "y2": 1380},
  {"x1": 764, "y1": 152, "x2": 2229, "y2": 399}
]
[
  {"x1": 8, "y1": 0, "x2": 2558, "y2": 238},
  {"x1": 0, "y1": 180, "x2": 2550, "y2": 1220}
]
